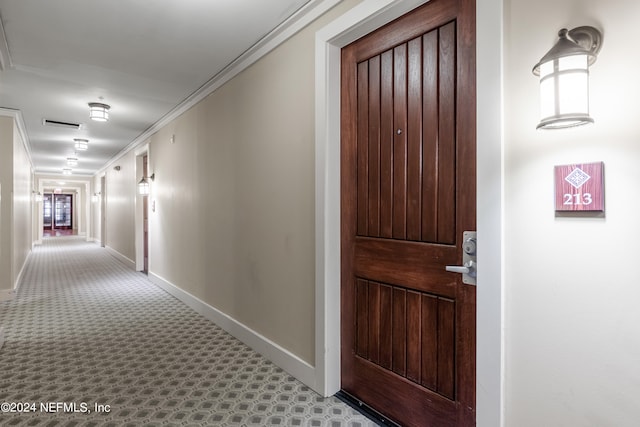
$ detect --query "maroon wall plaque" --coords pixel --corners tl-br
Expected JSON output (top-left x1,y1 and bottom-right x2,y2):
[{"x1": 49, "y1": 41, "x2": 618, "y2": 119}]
[{"x1": 555, "y1": 162, "x2": 604, "y2": 212}]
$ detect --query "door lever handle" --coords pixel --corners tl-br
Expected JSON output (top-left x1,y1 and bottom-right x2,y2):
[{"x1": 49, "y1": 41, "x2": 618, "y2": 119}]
[{"x1": 446, "y1": 260, "x2": 476, "y2": 276}]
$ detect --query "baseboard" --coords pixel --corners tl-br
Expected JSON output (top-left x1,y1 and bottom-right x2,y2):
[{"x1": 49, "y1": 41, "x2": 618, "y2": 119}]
[
  {"x1": 0, "y1": 289, "x2": 14, "y2": 302},
  {"x1": 149, "y1": 272, "x2": 317, "y2": 389},
  {"x1": 105, "y1": 246, "x2": 136, "y2": 269},
  {"x1": 13, "y1": 250, "x2": 32, "y2": 293}
]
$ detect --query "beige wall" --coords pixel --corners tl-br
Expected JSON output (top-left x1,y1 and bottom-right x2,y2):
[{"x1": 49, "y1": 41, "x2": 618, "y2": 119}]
[
  {"x1": 0, "y1": 116, "x2": 13, "y2": 291},
  {"x1": 504, "y1": 0, "x2": 640, "y2": 425},
  {"x1": 0, "y1": 114, "x2": 33, "y2": 293},
  {"x1": 104, "y1": 151, "x2": 136, "y2": 262},
  {"x1": 12, "y1": 121, "x2": 32, "y2": 286},
  {"x1": 147, "y1": 2, "x2": 360, "y2": 365}
]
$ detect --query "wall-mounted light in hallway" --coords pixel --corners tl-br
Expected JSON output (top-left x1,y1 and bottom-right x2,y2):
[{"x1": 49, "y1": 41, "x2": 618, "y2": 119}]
[
  {"x1": 92, "y1": 192, "x2": 101, "y2": 203},
  {"x1": 138, "y1": 173, "x2": 155, "y2": 196},
  {"x1": 74, "y1": 138, "x2": 89, "y2": 151},
  {"x1": 88, "y1": 102, "x2": 111, "y2": 122},
  {"x1": 532, "y1": 26, "x2": 603, "y2": 130}
]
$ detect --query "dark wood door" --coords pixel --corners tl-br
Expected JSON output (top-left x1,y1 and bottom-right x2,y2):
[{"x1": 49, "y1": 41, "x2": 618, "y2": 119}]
[{"x1": 340, "y1": 0, "x2": 476, "y2": 425}]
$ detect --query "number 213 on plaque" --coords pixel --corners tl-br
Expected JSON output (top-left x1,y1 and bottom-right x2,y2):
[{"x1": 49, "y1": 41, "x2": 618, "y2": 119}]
[{"x1": 554, "y1": 162, "x2": 604, "y2": 212}]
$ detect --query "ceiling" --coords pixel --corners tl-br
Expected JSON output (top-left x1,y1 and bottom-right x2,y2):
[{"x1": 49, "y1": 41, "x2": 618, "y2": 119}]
[{"x1": 0, "y1": 0, "x2": 311, "y2": 176}]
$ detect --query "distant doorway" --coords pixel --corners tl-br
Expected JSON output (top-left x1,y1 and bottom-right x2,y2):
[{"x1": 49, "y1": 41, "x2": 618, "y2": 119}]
[{"x1": 43, "y1": 193, "x2": 76, "y2": 237}]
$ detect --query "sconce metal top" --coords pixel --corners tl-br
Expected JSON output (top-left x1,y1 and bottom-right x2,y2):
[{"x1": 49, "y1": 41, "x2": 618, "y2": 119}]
[{"x1": 533, "y1": 26, "x2": 603, "y2": 76}]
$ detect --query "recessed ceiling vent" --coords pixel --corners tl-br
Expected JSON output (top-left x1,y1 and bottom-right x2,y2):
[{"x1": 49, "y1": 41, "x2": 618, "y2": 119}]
[{"x1": 42, "y1": 119, "x2": 83, "y2": 130}]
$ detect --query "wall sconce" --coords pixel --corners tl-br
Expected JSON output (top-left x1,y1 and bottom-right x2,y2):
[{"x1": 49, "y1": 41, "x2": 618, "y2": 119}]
[
  {"x1": 533, "y1": 26, "x2": 602, "y2": 129},
  {"x1": 74, "y1": 138, "x2": 89, "y2": 151},
  {"x1": 33, "y1": 191, "x2": 43, "y2": 203},
  {"x1": 138, "y1": 173, "x2": 155, "y2": 195},
  {"x1": 91, "y1": 192, "x2": 101, "y2": 203},
  {"x1": 89, "y1": 102, "x2": 111, "y2": 122}
]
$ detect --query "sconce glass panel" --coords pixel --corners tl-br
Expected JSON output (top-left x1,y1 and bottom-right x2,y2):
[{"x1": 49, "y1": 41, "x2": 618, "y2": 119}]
[
  {"x1": 537, "y1": 54, "x2": 591, "y2": 129},
  {"x1": 138, "y1": 178, "x2": 150, "y2": 195}
]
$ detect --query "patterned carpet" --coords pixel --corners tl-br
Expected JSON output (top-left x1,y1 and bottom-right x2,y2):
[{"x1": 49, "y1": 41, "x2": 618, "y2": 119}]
[{"x1": 0, "y1": 238, "x2": 378, "y2": 426}]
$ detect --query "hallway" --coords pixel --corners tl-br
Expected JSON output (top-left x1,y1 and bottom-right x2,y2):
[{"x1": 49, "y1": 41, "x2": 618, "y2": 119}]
[{"x1": 0, "y1": 238, "x2": 377, "y2": 426}]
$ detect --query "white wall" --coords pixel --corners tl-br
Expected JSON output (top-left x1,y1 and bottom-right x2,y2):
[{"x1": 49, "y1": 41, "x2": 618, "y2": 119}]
[{"x1": 504, "y1": 0, "x2": 640, "y2": 425}]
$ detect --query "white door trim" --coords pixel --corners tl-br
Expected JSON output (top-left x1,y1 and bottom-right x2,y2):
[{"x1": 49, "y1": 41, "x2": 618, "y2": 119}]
[
  {"x1": 134, "y1": 144, "x2": 149, "y2": 272},
  {"x1": 314, "y1": 0, "x2": 504, "y2": 425}
]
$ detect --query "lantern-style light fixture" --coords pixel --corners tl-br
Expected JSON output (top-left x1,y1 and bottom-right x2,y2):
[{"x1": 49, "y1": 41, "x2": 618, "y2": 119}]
[
  {"x1": 66, "y1": 156, "x2": 78, "y2": 167},
  {"x1": 74, "y1": 138, "x2": 89, "y2": 151},
  {"x1": 88, "y1": 102, "x2": 111, "y2": 122},
  {"x1": 62, "y1": 168, "x2": 72, "y2": 175},
  {"x1": 138, "y1": 173, "x2": 155, "y2": 196},
  {"x1": 532, "y1": 26, "x2": 602, "y2": 130}
]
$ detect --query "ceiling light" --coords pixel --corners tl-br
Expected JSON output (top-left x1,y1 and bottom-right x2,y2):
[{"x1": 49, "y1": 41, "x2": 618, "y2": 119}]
[
  {"x1": 88, "y1": 102, "x2": 110, "y2": 122},
  {"x1": 62, "y1": 168, "x2": 72, "y2": 175},
  {"x1": 532, "y1": 26, "x2": 602, "y2": 130},
  {"x1": 67, "y1": 157, "x2": 78, "y2": 166},
  {"x1": 74, "y1": 138, "x2": 89, "y2": 151}
]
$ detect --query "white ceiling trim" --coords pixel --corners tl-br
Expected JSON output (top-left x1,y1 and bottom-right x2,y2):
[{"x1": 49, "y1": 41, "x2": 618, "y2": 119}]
[{"x1": 98, "y1": 0, "x2": 342, "y2": 176}]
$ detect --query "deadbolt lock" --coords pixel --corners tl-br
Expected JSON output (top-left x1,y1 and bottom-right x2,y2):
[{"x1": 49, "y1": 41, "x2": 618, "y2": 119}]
[{"x1": 445, "y1": 231, "x2": 477, "y2": 286}]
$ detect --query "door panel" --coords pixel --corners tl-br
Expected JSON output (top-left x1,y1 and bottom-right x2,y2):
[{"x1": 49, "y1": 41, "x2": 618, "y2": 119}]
[{"x1": 341, "y1": 0, "x2": 476, "y2": 425}]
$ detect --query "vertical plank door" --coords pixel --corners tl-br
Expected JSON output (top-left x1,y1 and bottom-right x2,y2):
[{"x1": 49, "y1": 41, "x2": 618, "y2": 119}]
[{"x1": 341, "y1": 0, "x2": 476, "y2": 425}]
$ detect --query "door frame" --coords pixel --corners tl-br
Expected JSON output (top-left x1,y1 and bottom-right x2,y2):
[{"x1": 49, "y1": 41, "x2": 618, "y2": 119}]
[
  {"x1": 135, "y1": 144, "x2": 150, "y2": 272},
  {"x1": 314, "y1": 0, "x2": 503, "y2": 425}
]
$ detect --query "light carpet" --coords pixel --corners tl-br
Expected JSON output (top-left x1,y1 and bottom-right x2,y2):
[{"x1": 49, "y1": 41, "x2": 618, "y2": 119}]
[{"x1": 0, "y1": 238, "x2": 377, "y2": 427}]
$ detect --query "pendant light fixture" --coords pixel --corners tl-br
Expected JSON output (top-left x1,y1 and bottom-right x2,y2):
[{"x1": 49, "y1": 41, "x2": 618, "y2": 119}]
[
  {"x1": 532, "y1": 26, "x2": 602, "y2": 130},
  {"x1": 88, "y1": 102, "x2": 111, "y2": 122}
]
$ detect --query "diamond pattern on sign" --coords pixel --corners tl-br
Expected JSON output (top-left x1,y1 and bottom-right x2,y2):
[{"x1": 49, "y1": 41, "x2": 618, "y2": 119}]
[
  {"x1": 565, "y1": 167, "x2": 591, "y2": 188},
  {"x1": 0, "y1": 238, "x2": 380, "y2": 426}
]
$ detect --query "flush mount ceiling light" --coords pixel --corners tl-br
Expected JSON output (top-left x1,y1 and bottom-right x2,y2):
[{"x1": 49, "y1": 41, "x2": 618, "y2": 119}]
[
  {"x1": 533, "y1": 26, "x2": 602, "y2": 130},
  {"x1": 88, "y1": 102, "x2": 110, "y2": 122},
  {"x1": 74, "y1": 138, "x2": 89, "y2": 151}
]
